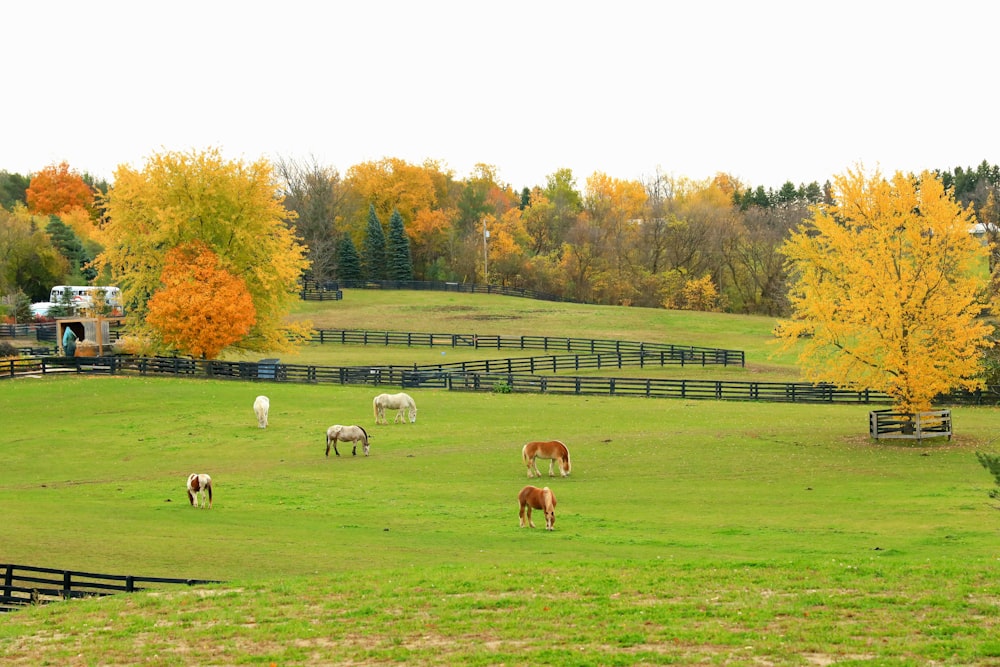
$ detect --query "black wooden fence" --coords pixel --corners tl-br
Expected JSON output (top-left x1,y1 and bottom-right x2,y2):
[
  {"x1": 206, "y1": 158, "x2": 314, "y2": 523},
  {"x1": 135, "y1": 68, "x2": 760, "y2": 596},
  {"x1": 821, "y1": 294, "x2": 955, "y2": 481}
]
[
  {"x1": 308, "y1": 329, "x2": 745, "y2": 366},
  {"x1": 0, "y1": 354, "x2": 905, "y2": 404},
  {"x1": 0, "y1": 563, "x2": 220, "y2": 612},
  {"x1": 0, "y1": 322, "x2": 58, "y2": 342}
]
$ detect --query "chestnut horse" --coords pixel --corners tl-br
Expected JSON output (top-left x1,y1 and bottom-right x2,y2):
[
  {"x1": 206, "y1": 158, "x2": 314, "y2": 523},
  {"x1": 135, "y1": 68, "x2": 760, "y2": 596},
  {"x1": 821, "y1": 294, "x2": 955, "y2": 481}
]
[
  {"x1": 325, "y1": 424, "x2": 370, "y2": 457},
  {"x1": 522, "y1": 440, "x2": 571, "y2": 478},
  {"x1": 186, "y1": 473, "x2": 213, "y2": 509},
  {"x1": 518, "y1": 485, "x2": 557, "y2": 530}
]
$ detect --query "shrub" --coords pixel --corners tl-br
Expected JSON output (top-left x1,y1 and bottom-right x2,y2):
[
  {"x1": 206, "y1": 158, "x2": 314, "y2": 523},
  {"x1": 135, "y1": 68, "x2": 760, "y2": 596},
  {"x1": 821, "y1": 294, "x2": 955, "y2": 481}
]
[
  {"x1": 0, "y1": 341, "x2": 19, "y2": 359},
  {"x1": 492, "y1": 381, "x2": 512, "y2": 394}
]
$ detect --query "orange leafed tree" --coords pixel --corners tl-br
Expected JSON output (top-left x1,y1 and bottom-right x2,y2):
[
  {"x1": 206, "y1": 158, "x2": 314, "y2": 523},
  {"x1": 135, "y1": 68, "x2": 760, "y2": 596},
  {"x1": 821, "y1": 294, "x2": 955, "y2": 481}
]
[
  {"x1": 146, "y1": 242, "x2": 257, "y2": 359},
  {"x1": 26, "y1": 162, "x2": 94, "y2": 216},
  {"x1": 776, "y1": 166, "x2": 993, "y2": 412}
]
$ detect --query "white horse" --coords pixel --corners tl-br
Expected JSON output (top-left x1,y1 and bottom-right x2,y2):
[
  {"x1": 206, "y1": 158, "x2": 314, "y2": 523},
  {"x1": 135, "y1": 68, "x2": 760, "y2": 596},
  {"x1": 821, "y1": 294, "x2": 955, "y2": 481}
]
[
  {"x1": 326, "y1": 424, "x2": 371, "y2": 457},
  {"x1": 373, "y1": 392, "x2": 417, "y2": 424},
  {"x1": 186, "y1": 473, "x2": 213, "y2": 509},
  {"x1": 253, "y1": 395, "x2": 269, "y2": 429}
]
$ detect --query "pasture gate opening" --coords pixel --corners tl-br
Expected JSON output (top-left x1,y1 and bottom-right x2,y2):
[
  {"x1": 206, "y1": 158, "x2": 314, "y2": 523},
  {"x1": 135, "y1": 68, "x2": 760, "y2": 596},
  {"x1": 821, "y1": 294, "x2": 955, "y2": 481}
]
[{"x1": 0, "y1": 563, "x2": 221, "y2": 613}]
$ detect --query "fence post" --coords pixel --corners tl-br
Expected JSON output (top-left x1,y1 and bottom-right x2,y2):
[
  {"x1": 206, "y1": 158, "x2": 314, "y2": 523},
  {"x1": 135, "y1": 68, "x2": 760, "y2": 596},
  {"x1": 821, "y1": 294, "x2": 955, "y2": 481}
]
[{"x1": 63, "y1": 571, "x2": 72, "y2": 599}]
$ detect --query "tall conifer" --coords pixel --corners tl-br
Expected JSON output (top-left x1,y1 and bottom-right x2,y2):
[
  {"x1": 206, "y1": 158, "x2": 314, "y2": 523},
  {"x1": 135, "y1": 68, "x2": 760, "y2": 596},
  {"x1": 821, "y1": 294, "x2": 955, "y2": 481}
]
[
  {"x1": 361, "y1": 203, "x2": 387, "y2": 280},
  {"x1": 388, "y1": 209, "x2": 413, "y2": 281}
]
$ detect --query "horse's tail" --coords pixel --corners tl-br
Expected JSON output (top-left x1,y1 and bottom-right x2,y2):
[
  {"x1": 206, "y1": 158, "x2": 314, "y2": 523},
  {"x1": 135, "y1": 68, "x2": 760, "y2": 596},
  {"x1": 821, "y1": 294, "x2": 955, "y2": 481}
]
[
  {"x1": 522, "y1": 443, "x2": 530, "y2": 465},
  {"x1": 206, "y1": 479, "x2": 213, "y2": 505},
  {"x1": 373, "y1": 395, "x2": 380, "y2": 421},
  {"x1": 562, "y1": 442, "x2": 571, "y2": 473}
]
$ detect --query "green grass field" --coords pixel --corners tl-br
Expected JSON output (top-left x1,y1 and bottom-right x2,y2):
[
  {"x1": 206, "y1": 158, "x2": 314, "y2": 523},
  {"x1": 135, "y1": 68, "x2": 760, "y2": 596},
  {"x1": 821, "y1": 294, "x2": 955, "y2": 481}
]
[{"x1": 2, "y1": 291, "x2": 1000, "y2": 665}]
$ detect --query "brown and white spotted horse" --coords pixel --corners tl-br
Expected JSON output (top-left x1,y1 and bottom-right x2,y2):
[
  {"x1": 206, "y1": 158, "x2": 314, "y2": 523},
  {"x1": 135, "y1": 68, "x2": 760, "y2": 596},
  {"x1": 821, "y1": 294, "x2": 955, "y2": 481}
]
[{"x1": 187, "y1": 473, "x2": 213, "y2": 509}]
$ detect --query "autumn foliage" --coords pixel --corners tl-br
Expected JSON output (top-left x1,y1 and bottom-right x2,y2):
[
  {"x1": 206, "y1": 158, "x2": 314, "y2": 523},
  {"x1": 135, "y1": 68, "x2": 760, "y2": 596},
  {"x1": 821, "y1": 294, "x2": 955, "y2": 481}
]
[
  {"x1": 146, "y1": 242, "x2": 256, "y2": 359},
  {"x1": 97, "y1": 148, "x2": 309, "y2": 355},
  {"x1": 776, "y1": 167, "x2": 993, "y2": 412},
  {"x1": 25, "y1": 162, "x2": 94, "y2": 216}
]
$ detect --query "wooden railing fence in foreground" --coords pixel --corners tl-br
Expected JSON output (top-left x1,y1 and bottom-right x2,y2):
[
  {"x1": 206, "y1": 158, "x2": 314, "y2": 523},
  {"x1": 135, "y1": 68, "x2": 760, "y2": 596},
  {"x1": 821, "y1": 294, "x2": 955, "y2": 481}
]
[{"x1": 0, "y1": 563, "x2": 220, "y2": 613}]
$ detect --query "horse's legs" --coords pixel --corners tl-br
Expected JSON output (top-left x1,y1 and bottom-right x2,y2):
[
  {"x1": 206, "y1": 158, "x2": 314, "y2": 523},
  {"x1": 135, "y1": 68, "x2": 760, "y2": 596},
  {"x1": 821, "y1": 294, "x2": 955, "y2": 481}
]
[
  {"x1": 548, "y1": 458, "x2": 556, "y2": 477},
  {"x1": 351, "y1": 444, "x2": 357, "y2": 456},
  {"x1": 520, "y1": 504, "x2": 535, "y2": 528},
  {"x1": 333, "y1": 439, "x2": 341, "y2": 457}
]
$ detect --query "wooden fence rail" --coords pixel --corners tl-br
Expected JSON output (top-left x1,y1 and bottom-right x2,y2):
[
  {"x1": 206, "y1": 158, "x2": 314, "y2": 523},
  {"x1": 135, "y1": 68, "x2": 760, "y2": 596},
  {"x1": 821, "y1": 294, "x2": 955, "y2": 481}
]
[
  {"x1": 4, "y1": 324, "x2": 744, "y2": 367},
  {"x1": 309, "y1": 329, "x2": 745, "y2": 366},
  {"x1": 0, "y1": 354, "x2": 898, "y2": 404},
  {"x1": 0, "y1": 564, "x2": 220, "y2": 613},
  {"x1": 4, "y1": 354, "x2": 996, "y2": 406}
]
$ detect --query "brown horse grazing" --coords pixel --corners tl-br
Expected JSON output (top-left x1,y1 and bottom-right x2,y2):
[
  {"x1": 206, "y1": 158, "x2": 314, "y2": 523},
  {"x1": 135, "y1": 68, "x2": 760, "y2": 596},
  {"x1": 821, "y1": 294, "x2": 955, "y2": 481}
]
[
  {"x1": 518, "y1": 485, "x2": 557, "y2": 530},
  {"x1": 325, "y1": 424, "x2": 370, "y2": 457},
  {"x1": 522, "y1": 440, "x2": 571, "y2": 478},
  {"x1": 186, "y1": 473, "x2": 213, "y2": 509}
]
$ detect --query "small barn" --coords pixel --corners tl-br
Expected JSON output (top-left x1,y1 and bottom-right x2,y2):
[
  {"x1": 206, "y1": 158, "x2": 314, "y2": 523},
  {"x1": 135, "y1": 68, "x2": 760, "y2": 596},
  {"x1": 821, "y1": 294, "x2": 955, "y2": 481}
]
[{"x1": 56, "y1": 317, "x2": 123, "y2": 357}]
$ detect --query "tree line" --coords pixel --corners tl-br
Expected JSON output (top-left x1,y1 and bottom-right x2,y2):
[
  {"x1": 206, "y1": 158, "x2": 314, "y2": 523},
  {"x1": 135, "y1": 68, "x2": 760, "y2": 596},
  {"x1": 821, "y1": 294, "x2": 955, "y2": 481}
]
[{"x1": 2, "y1": 157, "x2": 1000, "y2": 321}]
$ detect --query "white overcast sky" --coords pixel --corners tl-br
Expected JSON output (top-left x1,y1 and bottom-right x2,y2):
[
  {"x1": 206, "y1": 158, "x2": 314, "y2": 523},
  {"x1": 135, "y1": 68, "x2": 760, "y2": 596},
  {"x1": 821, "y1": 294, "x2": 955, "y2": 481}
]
[{"x1": 4, "y1": 1, "x2": 997, "y2": 191}]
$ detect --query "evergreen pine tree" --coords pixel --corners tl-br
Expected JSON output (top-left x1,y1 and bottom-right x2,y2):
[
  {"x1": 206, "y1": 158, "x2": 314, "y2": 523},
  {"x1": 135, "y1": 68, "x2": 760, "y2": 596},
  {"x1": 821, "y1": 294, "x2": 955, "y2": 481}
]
[
  {"x1": 387, "y1": 209, "x2": 413, "y2": 281},
  {"x1": 45, "y1": 215, "x2": 93, "y2": 281},
  {"x1": 337, "y1": 235, "x2": 362, "y2": 283},
  {"x1": 361, "y1": 203, "x2": 387, "y2": 280}
]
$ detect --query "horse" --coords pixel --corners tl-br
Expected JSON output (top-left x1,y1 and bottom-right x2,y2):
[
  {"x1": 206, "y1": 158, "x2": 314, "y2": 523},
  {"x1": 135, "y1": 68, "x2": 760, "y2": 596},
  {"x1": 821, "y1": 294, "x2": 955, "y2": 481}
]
[
  {"x1": 373, "y1": 392, "x2": 417, "y2": 424},
  {"x1": 326, "y1": 424, "x2": 371, "y2": 457},
  {"x1": 518, "y1": 485, "x2": 557, "y2": 530},
  {"x1": 253, "y1": 395, "x2": 269, "y2": 429},
  {"x1": 522, "y1": 440, "x2": 572, "y2": 478},
  {"x1": 186, "y1": 473, "x2": 213, "y2": 509}
]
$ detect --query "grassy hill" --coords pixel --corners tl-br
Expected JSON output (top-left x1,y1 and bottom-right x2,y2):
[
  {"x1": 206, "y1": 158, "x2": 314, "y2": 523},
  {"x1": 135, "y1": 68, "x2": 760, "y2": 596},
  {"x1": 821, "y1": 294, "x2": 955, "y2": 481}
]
[
  {"x1": 2, "y1": 291, "x2": 999, "y2": 665},
  {"x1": 245, "y1": 289, "x2": 804, "y2": 382}
]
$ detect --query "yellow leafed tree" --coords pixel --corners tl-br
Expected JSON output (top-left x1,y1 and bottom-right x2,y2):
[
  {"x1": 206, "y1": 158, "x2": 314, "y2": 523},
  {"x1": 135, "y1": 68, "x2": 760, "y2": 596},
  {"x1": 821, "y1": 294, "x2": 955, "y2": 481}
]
[
  {"x1": 95, "y1": 148, "x2": 309, "y2": 356},
  {"x1": 776, "y1": 166, "x2": 993, "y2": 412}
]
